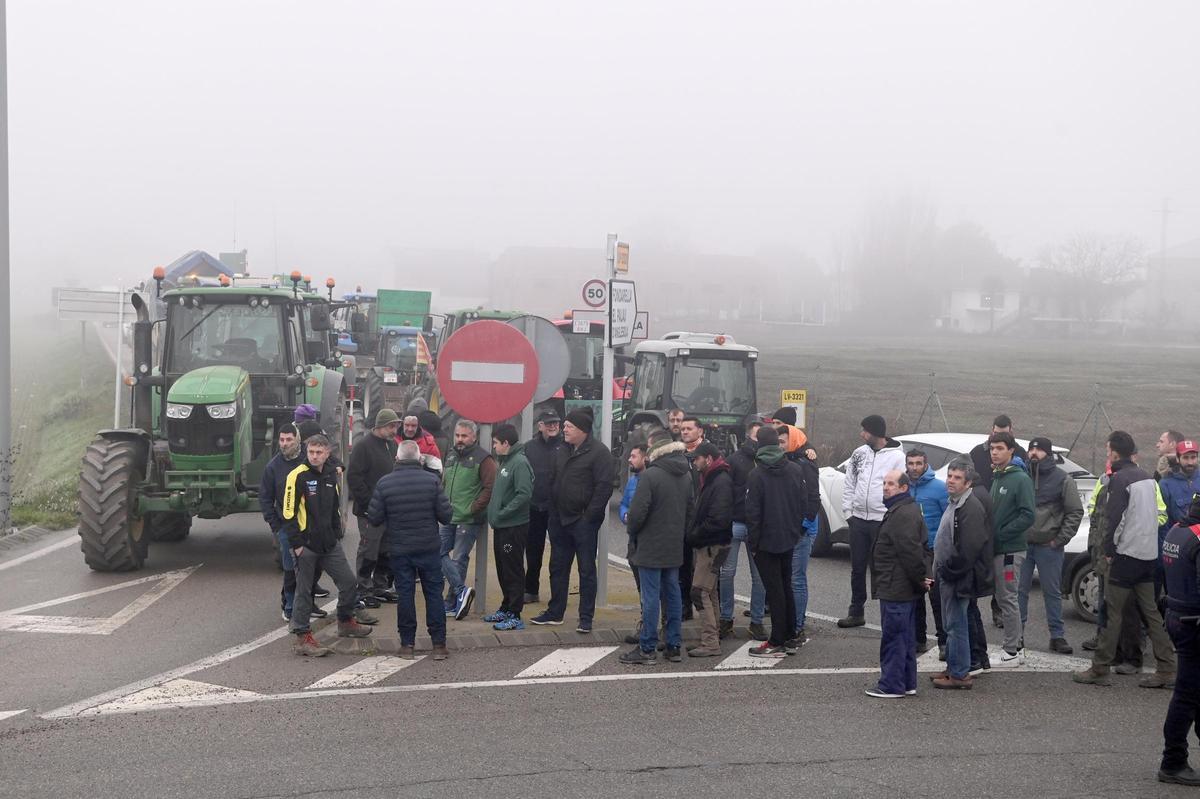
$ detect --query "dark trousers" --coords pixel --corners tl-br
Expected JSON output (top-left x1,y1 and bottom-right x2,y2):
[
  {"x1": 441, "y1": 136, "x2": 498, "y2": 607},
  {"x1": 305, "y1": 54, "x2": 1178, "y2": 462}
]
[
  {"x1": 1098, "y1": 573, "x2": 1146, "y2": 666},
  {"x1": 494, "y1": 523, "x2": 529, "y2": 617},
  {"x1": 290, "y1": 546, "x2": 357, "y2": 633},
  {"x1": 1162, "y1": 611, "x2": 1200, "y2": 772},
  {"x1": 390, "y1": 550, "x2": 446, "y2": 646},
  {"x1": 679, "y1": 543, "x2": 694, "y2": 619},
  {"x1": 754, "y1": 549, "x2": 796, "y2": 646},
  {"x1": 525, "y1": 507, "x2": 550, "y2": 596},
  {"x1": 547, "y1": 516, "x2": 600, "y2": 624},
  {"x1": 918, "y1": 581, "x2": 947, "y2": 646},
  {"x1": 968, "y1": 598, "x2": 989, "y2": 668},
  {"x1": 878, "y1": 599, "x2": 918, "y2": 694},
  {"x1": 848, "y1": 517, "x2": 881, "y2": 617}
]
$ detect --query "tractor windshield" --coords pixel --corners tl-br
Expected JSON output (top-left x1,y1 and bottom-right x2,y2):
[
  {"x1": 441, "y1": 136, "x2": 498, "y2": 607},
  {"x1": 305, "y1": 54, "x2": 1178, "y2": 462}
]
[
  {"x1": 564, "y1": 332, "x2": 602, "y2": 380},
  {"x1": 670, "y1": 355, "x2": 755, "y2": 414},
  {"x1": 168, "y1": 301, "x2": 287, "y2": 374},
  {"x1": 383, "y1": 334, "x2": 419, "y2": 371}
]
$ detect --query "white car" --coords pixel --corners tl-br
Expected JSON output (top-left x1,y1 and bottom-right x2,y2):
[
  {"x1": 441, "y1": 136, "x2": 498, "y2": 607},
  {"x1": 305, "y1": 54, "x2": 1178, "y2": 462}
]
[{"x1": 813, "y1": 432, "x2": 1100, "y2": 622}]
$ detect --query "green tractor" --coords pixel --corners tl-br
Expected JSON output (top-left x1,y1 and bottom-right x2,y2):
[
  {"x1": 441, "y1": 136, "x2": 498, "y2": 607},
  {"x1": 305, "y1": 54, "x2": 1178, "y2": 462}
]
[{"x1": 76, "y1": 273, "x2": 349, "y2": 571}]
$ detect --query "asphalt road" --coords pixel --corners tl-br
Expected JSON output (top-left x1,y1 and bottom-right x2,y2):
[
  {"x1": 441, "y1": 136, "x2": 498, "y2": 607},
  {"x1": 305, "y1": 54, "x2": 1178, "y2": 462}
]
[{"x1": 0, "y1": 515, "x2": 1182, "y2": 799}]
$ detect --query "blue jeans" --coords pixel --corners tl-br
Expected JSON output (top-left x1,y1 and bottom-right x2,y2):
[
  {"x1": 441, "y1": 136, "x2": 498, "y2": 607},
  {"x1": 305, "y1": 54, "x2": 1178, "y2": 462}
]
[
  {"x1": 791, "y1": 532, "x2": 815, "y2": 633},
  {"x1": 878, "y1": 599, "x2": 917, "y2": 694},
  {"x1": 277, "y1": 530, "x2": 296, "y2": 617},
  {"x1": 390, "y1": 550, "x2": 447, "y2": 646},
  {"x1": 547, "y1": 516, "x2": 600, "y2": 624},
  {"x1": 720, "y1": 522, "x2": 765, "y2": 623},
  {"x1": 1018, "y1": 543, "x2": 1065, "y2": 640},
  {"x1": 638, "y1": 566, "x2": 682, "y2": 653},
  {"x1": 941, "y1": 591, "x2": 971, "y2": 679},
  {"x1": 439, "y1": 523, "x2": 482, "y2": 597}
]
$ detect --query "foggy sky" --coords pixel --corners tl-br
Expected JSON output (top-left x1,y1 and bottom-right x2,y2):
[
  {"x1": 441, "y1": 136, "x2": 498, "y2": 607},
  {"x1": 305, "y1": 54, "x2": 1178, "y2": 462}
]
[{"x1": 9, "y1": 1, "x2": 1200, "y2": 308}]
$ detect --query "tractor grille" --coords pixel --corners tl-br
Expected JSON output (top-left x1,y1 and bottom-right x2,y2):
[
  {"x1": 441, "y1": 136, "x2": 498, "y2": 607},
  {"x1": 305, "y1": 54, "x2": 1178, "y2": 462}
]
[{"x1": 167, "y1": 411, "x2": 236, "y2": 456}]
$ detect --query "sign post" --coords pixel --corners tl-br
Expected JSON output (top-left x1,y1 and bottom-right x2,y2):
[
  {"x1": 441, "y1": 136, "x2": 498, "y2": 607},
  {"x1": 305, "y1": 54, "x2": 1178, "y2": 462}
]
[{"x1": 780, "y1": 389, "x2": 808, "y2": 428}]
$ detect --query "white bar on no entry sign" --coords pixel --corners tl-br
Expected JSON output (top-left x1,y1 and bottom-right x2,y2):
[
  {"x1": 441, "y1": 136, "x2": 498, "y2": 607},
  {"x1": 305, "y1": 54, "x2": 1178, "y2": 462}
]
[{"x1": 451, "y1": 361, "x2": 525, "y2": 384}]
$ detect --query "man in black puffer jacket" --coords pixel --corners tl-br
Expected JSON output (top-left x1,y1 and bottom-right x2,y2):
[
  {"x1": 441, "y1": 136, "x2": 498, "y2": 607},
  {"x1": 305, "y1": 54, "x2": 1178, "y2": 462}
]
[
  {"x1": 686, "y1": 441, "x2": 733, "y2": 657},
  {"x1": 347, "y1": 408, "x2": 400, "y2": 608},
  {"x1": 368, "y1": 440, "x2": 453, "y2": 660},
  {"x1": 721, "y1": 420, "x2": 766, "y2": 639}
]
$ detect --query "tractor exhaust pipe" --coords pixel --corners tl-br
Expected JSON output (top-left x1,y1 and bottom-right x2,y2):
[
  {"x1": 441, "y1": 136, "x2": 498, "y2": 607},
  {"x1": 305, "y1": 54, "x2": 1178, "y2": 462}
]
[{"x1": 130, "y1": 293, "x2": 154, "y2": 433}]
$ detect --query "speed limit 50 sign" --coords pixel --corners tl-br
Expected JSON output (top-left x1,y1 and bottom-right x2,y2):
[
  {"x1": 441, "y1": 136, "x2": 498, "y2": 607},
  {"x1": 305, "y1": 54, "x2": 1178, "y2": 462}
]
[{"x1": 581, "y1": 279, "x2": 607, "y2": 308}]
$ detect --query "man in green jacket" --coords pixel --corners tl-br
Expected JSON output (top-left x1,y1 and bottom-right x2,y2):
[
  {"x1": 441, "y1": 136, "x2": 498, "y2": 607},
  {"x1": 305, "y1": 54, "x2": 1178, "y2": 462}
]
[
  {"x1": 485, "y1": 423, "x2": 534, "y2": 630},
  {"x1": 989, "y1": 431, "x2": 1036, "y2": 668},
  {"x1": 440, "y1": 419, "x2": 497, "y2": 620}
]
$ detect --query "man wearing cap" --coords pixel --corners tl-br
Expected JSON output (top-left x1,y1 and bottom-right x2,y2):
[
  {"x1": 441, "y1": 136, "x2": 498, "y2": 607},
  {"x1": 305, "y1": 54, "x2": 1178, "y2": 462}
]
[
  {"x1": 1018, "y1": 437, "x2": 1083, "y2": 655},
  {"x1": 523, "y1": 409, "x2": 564, "y2": 604},
  {"x1": 685, "y1": 441, "x2": 733, "y2": 657},
  {"x1": 532, "y1": 408, "x2": 614, "y2": 633},
  {"x1": 1161, "y1": 440, "x2": 1200, "y2": 549},
  {"x1": 348, "y1": 408, "x2": 401, "y2": 611},
  {"x1": 838, "y1": 414, "x2": 906, "y2": 629}
]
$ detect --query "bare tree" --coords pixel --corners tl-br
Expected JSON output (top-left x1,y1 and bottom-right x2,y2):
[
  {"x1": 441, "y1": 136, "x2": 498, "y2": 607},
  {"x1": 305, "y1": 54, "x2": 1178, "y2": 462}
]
[{"x1": 1040, "y1": 233, "x2": 1146, "y2": 322}]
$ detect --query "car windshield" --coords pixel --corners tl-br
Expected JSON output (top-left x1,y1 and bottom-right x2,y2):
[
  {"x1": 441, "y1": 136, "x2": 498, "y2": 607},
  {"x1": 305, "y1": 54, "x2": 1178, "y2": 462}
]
[
  {"x1": 670, "y1": 355, "x2": 754, "y2": 414},
  {"x1": 168, "y1": 301, "x2": 286, "y2": 374}
]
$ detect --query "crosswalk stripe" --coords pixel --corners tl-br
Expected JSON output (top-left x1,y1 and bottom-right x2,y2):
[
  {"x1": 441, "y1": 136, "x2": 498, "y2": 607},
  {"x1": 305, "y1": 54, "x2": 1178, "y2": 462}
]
[
  {"x1": 515, "y1": 646, "x2": 618, "y2": 678},
  {"x1": 0, "y1": 710, "x2": 27, "y2": 721},
  {"x1": 305, "y1": 656, "x2": 424, "y2": 690},
  {"x1": 715, "y1": 645, "x2": 785, "y2": 670}
]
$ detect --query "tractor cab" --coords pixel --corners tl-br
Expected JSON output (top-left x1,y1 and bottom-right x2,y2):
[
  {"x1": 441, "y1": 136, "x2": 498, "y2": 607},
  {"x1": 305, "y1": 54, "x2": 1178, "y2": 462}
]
[
  {"x1": 332, "y1": 291, "x2": 378, "y2": 356},
  {"x1": 548, "y1": 317, "x2": 629, "y2": 423}
]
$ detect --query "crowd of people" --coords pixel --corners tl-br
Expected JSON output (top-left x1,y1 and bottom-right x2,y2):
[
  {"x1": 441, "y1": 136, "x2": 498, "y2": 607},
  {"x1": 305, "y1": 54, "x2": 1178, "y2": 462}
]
[{"x1": 257, "y1": 401, "x2": 1200, "y2": 785}]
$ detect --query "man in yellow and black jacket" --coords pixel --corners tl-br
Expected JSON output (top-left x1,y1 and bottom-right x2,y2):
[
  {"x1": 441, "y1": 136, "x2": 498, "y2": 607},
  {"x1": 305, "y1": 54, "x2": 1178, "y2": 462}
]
[{"x1": 281, "y1": 434, "x2": 372, "y2": 656}]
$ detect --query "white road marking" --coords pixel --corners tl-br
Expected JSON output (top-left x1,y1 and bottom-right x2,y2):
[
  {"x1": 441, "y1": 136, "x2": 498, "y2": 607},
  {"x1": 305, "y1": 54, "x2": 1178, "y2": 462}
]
[
  {"x1": 450, "y1": 361, "x2": 525, "y2": 384},
  {"x1": 0, "y1": 709, "x2": 27, "y2": 721},
  {"x1": 0, "y1": 566, "x2": 199, "y2": 635},
  {"x1": 90, "y1": 679, "x2": 262, "y2": 714},
  {"x1": 305, "y1": 656, "x2": 424, "y2": 690},
  {"x1": 41, "y1": 598, "x2": 338, "y2": 720},
  {"x1": 515, "y1": 646, "x2": 618, "y2": 678},
  {"x1": 0, "y1": 534, "x2": 78, "y2": 572},
  {"x1": 715, "y1": 645, "x2": 786, "y2": 670}
]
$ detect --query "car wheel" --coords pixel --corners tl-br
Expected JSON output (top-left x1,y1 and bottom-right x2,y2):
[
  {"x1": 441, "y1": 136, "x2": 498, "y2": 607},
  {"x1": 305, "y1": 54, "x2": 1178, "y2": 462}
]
[{"x1": 1070, "y1": 562, "x2": 1099, "y2": 624}]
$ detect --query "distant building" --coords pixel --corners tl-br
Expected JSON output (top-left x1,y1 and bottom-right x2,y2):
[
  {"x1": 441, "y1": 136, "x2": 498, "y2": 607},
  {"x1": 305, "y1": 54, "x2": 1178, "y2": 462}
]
[{"x1": 937, "y1": 275, "x2": 1021, "y2": 334}]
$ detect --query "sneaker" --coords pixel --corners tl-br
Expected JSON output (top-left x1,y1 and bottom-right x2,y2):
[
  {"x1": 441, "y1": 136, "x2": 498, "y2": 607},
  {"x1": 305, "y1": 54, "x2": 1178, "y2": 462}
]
[
  {"x1": 619, "y1": 647, "x2": 656, "y2": 665},
  {"x1": 1049, "y1": 638, "x2": 1073, "y2": 655},
  {"x1": 1140, "y1": 672, "x2": 1176, "y2": 689},
  {"x1": 523, "y1": 593, "x2": 540, "y2": 605},
  {"x1": 837, "y1": 615, "x2": 866, "y2": 629},
  {"x1": 990, "y1": 649, "x2": 1024, "y2": 669},
  {"x1": 281, "y1": 610, "x2": 290, "y2": 622},
  {"x1": 687, "y1": 646, "x2": 722, "y2": 658},
  {"x1": 353, "y1": 607, "x2": 379, "y2": 625},
  {"x1": 494, "y1": 616, "x2": 525, "y2": 631},
  {"x1": 792, "y1": 630, "x2": 810, "y2": 648},
  {"x1": 309, "y1": 607, "x2": 329, "y2": 619},
  {"x1": 664, "y1": 646, "x2": 682, "y2": 663},
  {"x1": 576, "y1": 620, "x2": 593, "y2": 634},
  {"x1": 938, "y1": 645, "x2": 947, "y2": 662},
  {"x1": 432, "y1": 643, "x2": 448, "y2": 661},
  {"x1": 916, "y1": 640, "x2": 933, "y2": 654},
  {"x1": 1159, "y1": 767, "x2": 1200, "y2": 786},
  {"x1": 747, "y1": 622, "x2": 768, "y2": 641},
  {"x1": 454, "y1": 586, "x2": 475, "y2": 621},
  {"x1": 968, "y1": 663, "x2": 990, "y2": 677},
  {"x1": 375, "y1": 589, "x2": 398, "y2": 603},
  {"x1": 904, "y1": 689, "x2": 917, "y2": 696},
  {"x1": 292, "y1": 631, "x2": 332, "y2": 657},
  {"x1": 1114, "y1": 662, "x2": 1141, "y2": 675},
  {"x1": 748, "y1": 642, "x2": 786, "y2": 659},
  {"x1": 312, "y1": 583, "x2": 331, "y2": 598},
  {"x1": 530, "y1": 612, "x2": 564, "y2": 626},
  {"x1": 742, "y1": 609, "x2": 751, "y2": 618},
  {"x1": 865, "y1": 687, "x2": 905, "y2": 699},
  {"x1": 361, "y1": 594, "x2": 382, "y2": 609},
  {"x1": 624, "y1": 620, "x2": 643, "y2": 645},
  {"x1": 1081, "y1": 636, "x2": 1098, "y2": 651},
  {"x1": 783, "y1": 639, "x2": 800, "y2": 655},
  {"x1": 1072, "y1": 667, "x2": 1112, "y2": 686},
  {"x1": 719, "y1": 619, "x2": 734, "y2": 640},
  {"x1": 483, "y1": 609, "x2": 510, "y2": 623},
  {"x1": 399, "y1": 644, "x2": 415, "y2": 660},
  {"x1": 337, "y1": 618, "x2": 373, "y2": 638},
  {"x1": 932, "y1": 675, "x2": 974, "y2": 690}
]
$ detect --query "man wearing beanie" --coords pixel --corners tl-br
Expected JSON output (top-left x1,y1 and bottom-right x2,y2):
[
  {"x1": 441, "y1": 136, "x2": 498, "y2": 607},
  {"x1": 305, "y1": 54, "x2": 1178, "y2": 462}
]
[
  {"x1": 1018, "y1": 437, "x2": 1082, "y2": 655},
  {"x1": 838, "y1": 414, "x2": 906, "y2": 628},
  {"x1": 745, "y1": 425, "x2": 809, "y2": 657},
  {"x1": 347, "y1": 408, "x2": 400, "y2": 612},
  {"x1": 532, "y1": 407, "x2": 615, "y2": 633}
]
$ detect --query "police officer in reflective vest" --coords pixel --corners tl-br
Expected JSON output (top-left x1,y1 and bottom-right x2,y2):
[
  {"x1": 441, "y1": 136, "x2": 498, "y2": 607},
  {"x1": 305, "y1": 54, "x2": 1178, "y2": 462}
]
[{"x1": 1159, "y1": 494, "x2": 1200, "y2": 786}]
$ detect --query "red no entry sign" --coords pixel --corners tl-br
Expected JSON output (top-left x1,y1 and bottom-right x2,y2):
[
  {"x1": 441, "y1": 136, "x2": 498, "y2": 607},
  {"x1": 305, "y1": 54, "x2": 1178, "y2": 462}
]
[{"x1": 435, "y1": 320, "x2": 539, "y2": 422}]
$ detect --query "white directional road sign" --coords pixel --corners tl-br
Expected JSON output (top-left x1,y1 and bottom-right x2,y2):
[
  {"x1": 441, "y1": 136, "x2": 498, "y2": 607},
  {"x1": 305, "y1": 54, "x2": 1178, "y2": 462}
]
[
  {"x1": 54, "y1": 287, "x2": 136, "y2": 322},
  {"x1": 608, "y1": 279, "x2": 637, "y2": 347}
]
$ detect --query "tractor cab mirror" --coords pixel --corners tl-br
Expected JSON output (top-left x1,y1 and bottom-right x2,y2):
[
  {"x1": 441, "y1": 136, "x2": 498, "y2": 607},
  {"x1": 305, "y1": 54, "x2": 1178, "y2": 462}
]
[
  {"x1": 422, "y1": 315, "x2": 434, "y2": 334},
  {"x1": 309, "y1": 304, "x2": 331, "y2": 331},
  {"x1": 351, "y1": 312, "x2": 368, "y2": 333}
]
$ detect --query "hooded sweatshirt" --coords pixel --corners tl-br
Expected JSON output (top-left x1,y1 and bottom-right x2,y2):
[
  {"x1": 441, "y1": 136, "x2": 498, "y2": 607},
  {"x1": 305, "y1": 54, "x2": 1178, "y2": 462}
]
[
  {"x1": 842, "y1": 438, "x2": 906, "y2": 521},
  {"x1": 990, "y1": 462, "x2": 1035, "y2": 554},
  {"x1": 686, "y1": 457, "x2": 733, "y2": 548},
  {"x1": 911, "y1": 466, "x2": 949, "y2": 548},
  {"x1": 625, "y1": 441, "x2": 694, "y2": 568},
  {"x1": 1026, "y1": 455, "x2": 1083, "y2": 547},
  {"x1": 487, "y1": 442, "x2": 534, "y2": 529},
  {"x1": 746, "y1": 445, "x2": 808, "y2": 554}
]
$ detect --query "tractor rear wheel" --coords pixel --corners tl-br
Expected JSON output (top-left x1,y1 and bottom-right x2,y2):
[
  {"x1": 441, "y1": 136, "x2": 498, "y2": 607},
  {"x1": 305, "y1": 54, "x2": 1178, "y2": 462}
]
[
  {"x1": 77, "y1": 437, "x2": 148, "y2": 572},
  {"x1": 146, "y1": 512, "x2": 191, "y2": 543}
]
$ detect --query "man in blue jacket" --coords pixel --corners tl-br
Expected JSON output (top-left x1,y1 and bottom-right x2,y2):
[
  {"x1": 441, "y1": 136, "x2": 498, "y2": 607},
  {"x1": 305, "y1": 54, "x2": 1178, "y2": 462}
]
[
  {"x1": 907, "y1": 449, "x2": 947, "y2": 654},
  {"x1": 369, "y1": 440, "x2": 454, "y2": 660},
  {"x1": 1161, "y1": 440, "x2": 1200, "y2": 543}
]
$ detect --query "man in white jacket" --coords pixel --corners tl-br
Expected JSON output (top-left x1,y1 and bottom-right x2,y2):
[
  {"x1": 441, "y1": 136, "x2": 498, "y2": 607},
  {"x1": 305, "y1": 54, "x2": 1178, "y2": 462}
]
[{"x1": 839, "y1": 414, "x2": 907, "y2": 628}]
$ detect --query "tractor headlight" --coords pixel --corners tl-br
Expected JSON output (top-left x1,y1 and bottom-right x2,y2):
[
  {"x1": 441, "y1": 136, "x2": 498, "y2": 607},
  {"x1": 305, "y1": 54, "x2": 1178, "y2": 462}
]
[
  {"x1": 166, "y1": 403, "x2": 193, "y2": 419},
  {"x1": 206, "y1": 402, "x2": 237, "y2": 420}
]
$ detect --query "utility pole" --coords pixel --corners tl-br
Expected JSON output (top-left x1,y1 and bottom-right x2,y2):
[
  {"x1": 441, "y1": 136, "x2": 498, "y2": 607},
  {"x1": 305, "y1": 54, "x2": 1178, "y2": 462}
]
[{"x1": 0, "y1": 0, "x2": 11, "y2": 532}]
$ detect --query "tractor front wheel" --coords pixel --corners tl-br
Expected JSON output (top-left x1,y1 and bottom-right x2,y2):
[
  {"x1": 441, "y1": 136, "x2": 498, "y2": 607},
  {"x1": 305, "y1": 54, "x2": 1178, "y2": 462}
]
[
  {"x1": 146, "y1": 512, "x2": 191, "y2": 543},
  {"x1": 77, "y1": 437, "x2": 148, "y2": 572}
]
